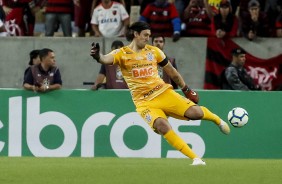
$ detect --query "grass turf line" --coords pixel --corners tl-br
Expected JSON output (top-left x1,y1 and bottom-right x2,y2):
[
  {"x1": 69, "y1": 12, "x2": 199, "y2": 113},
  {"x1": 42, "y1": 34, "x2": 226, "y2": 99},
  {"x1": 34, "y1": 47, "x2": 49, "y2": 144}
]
[{"x1": 0, "y1": 157, "x2": 281, "y2": 184}]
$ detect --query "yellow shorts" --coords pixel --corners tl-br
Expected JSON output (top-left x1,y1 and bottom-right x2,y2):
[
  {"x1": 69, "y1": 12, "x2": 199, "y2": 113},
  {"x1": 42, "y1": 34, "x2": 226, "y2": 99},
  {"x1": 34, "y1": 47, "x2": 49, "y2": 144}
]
[{"x1": 136, "y1": 88, "x2": 196, "y2": 130}]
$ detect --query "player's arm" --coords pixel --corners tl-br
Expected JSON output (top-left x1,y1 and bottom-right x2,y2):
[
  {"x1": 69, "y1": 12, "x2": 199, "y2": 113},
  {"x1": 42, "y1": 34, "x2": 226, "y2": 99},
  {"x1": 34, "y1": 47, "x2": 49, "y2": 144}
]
[
  {"x1": 90, "y1": 42, "x2": 114, "y2": 65},
  {"x1": 162, "y1": 58, "x2": 199, "y2": 103},
  {"x1": 98, "y1": 53, "x2": 114, "y2": 65},
  {"x1": 162, "y1": 60, "x2": 185, "y2": 88}
]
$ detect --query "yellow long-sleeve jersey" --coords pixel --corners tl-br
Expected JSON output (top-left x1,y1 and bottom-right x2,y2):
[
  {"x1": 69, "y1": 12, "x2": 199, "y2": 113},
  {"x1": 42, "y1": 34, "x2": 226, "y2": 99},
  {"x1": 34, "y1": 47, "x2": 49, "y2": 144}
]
[{"x1": 111, "y1": 44, "x2": 172, "y2": 106}]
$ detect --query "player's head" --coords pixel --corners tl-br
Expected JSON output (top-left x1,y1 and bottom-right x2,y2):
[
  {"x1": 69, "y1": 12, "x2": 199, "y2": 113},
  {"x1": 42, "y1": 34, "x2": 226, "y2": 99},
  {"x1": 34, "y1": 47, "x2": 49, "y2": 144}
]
[
  {"x1": 126, "y1": 21, "x2": 151, "y2": 48},
  {"x1": 29, "y1": 49, "x2": 40, "y2": 65},
  {"x1": 111, "y1": 40, "x2": 124, "y2": 50},
  {"x1": 231, "y1": 48, "x2": 246, "y2": 67},
  {"x1": 152, "y1": 35, "x2": 165, "y2": 50}
]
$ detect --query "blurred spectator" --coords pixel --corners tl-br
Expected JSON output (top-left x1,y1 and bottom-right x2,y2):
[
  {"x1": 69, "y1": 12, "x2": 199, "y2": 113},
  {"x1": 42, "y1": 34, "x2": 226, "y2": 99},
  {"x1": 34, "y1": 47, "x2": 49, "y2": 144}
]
[
  {"x1": 237, "y1": 0, "x2": 265, "y2": 18},
  {"x1": 0, "y1": 2, "x2": 5, "y2": 19},
  {"x1": 221, "y1": 48, "x2": 260, "y2": 90},
  {"x1": 91, "y1": 0, "x2": 125, "y2": 8},
  {"x1": 181, "y1": 0, "x2": 213, "y2": 37},
  {"x1": 152, "y1": 35, "x2": 178, "y2": 89},
  {"x1": 92, "y1": 40, "x2": 128, "y2": 90},
  {"x1": 0, "y1": 4, "x2": 8, "y2": 36},
  {"x1": 230, "y1": 0, "x2": 240, "y2": 15},
  {"x1": 74, "y1": 0, "x2": 94, "y2": 37},
  {"x1": 276, "y1": 10, "x2": 282, "y2": 37},
  {"x1": 264, "y1": 0, "x2": 281, "y2": 36},
  {"x1": 211, "y1": 0, "x2": 239, "y2": 38},
  {"x1": 91, "y1": 0, "x2": 126, "y2": 20},
  {"x1": 91, "y1": 0, "x2": 126, "y2": 15},
  {"x1": 23, "y1": 48, "x2": 62, "y2": 92},
  {"x1": 140, "y1": 0, "x2": 181, "y2": 42},
  {"x1": 90, "y1": 0, "x2": 129, "y2": 37},
  {"x1": 139, "y1": 0, "x2": 154, "y2": 14},
  {"x1": 240, "y1": 0, "x2": 270, "y2": 40},
  {"x1": 0, "y1": 19, "x2": 8, "y2": 36},
  {"x1": 2, "y1": 0, "x2": 39, "y2": 36},
  {"x1": 24, "y1": 49, "x2": 41, "y2": 76},
  {"x1": 45, "y1": 0, "x2": 73, "y2": 37},
  {"x1": 169, "y1": 0, "x2": 188, "y2": 16},
  {"x1": 122, "y1": 0, "x2": 135, "y2": 14}
]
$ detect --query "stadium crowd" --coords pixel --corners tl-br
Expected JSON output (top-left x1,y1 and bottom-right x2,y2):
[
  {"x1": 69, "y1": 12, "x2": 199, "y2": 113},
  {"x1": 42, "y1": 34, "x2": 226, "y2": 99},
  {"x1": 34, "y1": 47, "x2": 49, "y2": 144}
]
[
  {"x1": 1, "y1": 0, "x2": 282, "y2": 91},
  {"x1": 0, "y1": 0, "x2": 281, "y2": 38}
]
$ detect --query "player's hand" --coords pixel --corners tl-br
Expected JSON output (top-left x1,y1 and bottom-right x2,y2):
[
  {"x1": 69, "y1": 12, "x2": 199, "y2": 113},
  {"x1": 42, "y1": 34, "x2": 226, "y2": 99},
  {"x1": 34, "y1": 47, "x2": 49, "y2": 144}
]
[
  {"x1": 90, "y1": 42, "x2": 100, "y2": 62},
  {"x1": 181, "y1": 85, "x2": 199, "y2": 104}
]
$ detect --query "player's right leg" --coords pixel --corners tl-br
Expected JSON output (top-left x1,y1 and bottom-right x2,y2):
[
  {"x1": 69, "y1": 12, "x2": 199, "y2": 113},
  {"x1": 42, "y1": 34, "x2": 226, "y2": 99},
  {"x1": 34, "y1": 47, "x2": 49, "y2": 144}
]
[
  {"x1": 159, "y1": 89, "x2": 230, "y2": 135},
  {"x1": 184, "y1": 106, "x2": 230, "y2": 135}
]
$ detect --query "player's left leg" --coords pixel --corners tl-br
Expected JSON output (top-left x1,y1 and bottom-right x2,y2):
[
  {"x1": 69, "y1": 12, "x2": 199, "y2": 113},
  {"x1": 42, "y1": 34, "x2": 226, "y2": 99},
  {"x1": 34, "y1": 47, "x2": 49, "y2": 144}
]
[{"x1": 153, "y1": 117, "x2": 200, "y2": 160}]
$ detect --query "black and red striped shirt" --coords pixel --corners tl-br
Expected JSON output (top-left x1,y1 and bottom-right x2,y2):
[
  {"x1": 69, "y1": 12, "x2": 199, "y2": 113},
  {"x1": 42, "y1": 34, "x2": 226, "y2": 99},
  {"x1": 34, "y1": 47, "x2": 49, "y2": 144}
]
[
  {"x1": 45, "y1": 0, "x2": 73, "y2": 14},
  {"x1": 141, "y1": 2, "x2": 179, "y2": 37}
]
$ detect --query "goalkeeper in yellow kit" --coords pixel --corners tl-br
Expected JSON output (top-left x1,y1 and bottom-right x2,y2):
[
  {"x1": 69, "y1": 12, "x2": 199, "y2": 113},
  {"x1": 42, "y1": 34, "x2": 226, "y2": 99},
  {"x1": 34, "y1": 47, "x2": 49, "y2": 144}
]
[{"x1": 90, "y1": 21, "x2": 230, "y2": 165}]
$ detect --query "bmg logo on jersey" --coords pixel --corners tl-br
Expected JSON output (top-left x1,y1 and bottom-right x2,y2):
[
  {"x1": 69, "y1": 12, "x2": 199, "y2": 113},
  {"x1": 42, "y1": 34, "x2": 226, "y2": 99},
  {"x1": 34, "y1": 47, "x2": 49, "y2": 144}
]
[{"x1": 132, "y1": 67, "x2": 153, "y2": 78}]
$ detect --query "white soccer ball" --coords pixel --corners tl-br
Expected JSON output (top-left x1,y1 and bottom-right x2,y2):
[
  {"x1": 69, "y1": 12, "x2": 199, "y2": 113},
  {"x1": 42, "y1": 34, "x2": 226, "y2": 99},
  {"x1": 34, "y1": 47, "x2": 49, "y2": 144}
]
[{"x1": 227, "y1": 107, "x2": 249, "y2": 127}]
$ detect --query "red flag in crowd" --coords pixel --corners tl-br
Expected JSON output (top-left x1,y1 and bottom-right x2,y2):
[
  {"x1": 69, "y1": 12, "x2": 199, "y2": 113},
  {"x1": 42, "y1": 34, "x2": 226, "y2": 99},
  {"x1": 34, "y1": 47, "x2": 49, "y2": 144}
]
[{"x1": 204, "y1": 38, "x2": 282, "y2": 91}]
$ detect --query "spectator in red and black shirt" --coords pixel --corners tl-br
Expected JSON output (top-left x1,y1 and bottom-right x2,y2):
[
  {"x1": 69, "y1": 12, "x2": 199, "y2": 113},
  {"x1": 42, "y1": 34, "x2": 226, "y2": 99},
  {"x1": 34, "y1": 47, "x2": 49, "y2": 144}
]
[
  {"x1": 2, "y1": 0, "x2": 40, "y2": 36},
  {"x1": 211, "y1": 0, "x2": 239, "y2": 38},
  {"x1": 139, "y1": 0, "x2": 181, "y2": 42},
  {"x1": 240, "y1": 0, "x2": 270, "y2": 40},
  {"x1": 45, "y1": 0, "x2": 73, "y2": 37},
  {"x1": 73, "y1": 0, "x2": 94, "y2": 37},
  {"x1": 181, "y1": 0, "x2": 213, "y2": 37}
]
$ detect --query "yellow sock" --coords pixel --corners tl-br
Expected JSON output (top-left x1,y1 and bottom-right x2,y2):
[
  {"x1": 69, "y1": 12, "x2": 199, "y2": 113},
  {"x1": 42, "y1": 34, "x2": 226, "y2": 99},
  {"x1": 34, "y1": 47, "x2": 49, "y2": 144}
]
[
  {"x1": 201, "y1": 106, "x2": 221, "y2": 125},
  {"x1": 164, "y1": 130, "x2": 198, "y2": 159}
]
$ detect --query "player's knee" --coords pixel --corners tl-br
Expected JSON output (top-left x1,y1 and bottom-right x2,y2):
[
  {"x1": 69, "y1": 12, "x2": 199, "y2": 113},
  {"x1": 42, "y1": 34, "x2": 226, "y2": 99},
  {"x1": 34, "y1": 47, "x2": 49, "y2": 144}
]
[
  {"x1": 153, "y1": 118, "x2": 171, "y2": 135},
  {"x1": 185, "y1": 106, "x2": 204, "y2": 120}
]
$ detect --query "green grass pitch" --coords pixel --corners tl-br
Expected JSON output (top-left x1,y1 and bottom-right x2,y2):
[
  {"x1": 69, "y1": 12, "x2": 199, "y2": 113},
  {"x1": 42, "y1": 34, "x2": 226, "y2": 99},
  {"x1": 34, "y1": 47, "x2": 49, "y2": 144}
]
[{"x1": 0, "y1": 157, "x2": 281, "y2": 184}]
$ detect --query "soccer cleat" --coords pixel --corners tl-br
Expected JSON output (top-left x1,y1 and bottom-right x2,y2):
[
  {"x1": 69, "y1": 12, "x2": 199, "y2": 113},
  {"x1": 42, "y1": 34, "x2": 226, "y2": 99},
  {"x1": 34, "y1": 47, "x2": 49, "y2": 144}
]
[
  {"x1": 191, "y1": 158, "x2": 206, "y2": 166},
  {"x1": 219, "y1": 119, "x2": 230, "y2": 135}
]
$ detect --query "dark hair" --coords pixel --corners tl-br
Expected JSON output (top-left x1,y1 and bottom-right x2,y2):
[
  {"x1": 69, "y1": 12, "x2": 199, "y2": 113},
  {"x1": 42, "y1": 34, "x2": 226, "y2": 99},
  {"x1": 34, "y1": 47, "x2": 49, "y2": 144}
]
[
  {"x1": 126, "y1": 21, "x2": 151, "y2": 41},
  {"x1": 111, "y1": 40, "x2": 124, "y2": 49},
  {"x1": 29, "y1": 50, "x2": 40, "y2": 65},
  {"x1": 231, "y1": 48, "x2": 246, "y2": 56},
  {"x1": 219, "y1": 0, "x2": 231, "y2": 7},
  {"x1": 151, "y1": 35, "x2": 165, "y2": 43},
  {"x1": 214, "y1": 13, "x2": 234, "y2": 32},
  {"x1": 0, "y1": 6, "x2": 5, "y2": 21},
  {"x1": 39, "y1": 48, "x2": 53, "y2": 60},
  {"x1": 248, "y1": 0, "x2": 260, "y2": 8}
]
